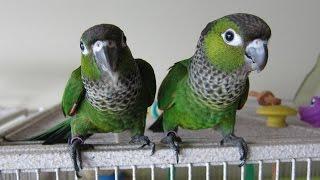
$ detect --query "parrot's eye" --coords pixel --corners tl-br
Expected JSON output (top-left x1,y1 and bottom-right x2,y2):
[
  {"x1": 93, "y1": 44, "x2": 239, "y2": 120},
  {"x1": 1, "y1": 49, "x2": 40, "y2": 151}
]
[
  {"x1": 311, "y1": 98, "x2": 316, "y2": 105},
  {"x1": 221, "y1": 29, "x2": 243, "y2": 46},
  {"x1": 107, "y1": 41, "x2": 116, "y2": 48},
  {"x1": 225, "y1": 31, "x2": 234, "y2": 41},
  {"x1": 80, "y1": 41, "x2": 88, "y2": 55},
  {"x1": 80, "y1": 42, "x2": 84, "y2": 51}
]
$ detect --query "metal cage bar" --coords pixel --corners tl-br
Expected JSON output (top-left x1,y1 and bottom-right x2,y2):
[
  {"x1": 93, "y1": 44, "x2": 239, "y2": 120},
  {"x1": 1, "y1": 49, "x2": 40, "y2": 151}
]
[
  {"x1": 291, "y1": 158, "x2": 296, "y2": 180},
  {"x1": 258, "y1": 160, "x2": 263, "y2": 180},
  {"x1": 307, "y1": 158, "x2": 311, "y2": 180},
  {"x1": 223, "y1": 162, "x2": 227, "y2": 180},
  {"x1": 188, "y1": 163, "x2": 192, "y2": 180},
  {"x1": 240, "y1": 165, "x2": 245, "y2": 180},
  {"x1": 114, "y1": 166, "x2": 119, "y2": 180},
  {"x1": 15, "y1": 169, "x2": 20, "y2": 180},
  {"x1": 169, "y1": 164, "x2": 174, "y2": 180},
  {"x1": 132, "y1": 165, "x2": 136, "y2": 180},
  {"x1": 205, "y1": 162, "x2": 210, "y2": 180},
  {"x1": 35, "y1": 169, "x2": 40, "y2": 180},
  {"x1": 55, "y1": 168, "x2": 60, "y2": 180},
  {"x1": 275, "y1": 160, "x2": 280, "y2": 180},
  {"x1": 94, "y1": 167, "x2": 99, "y2": 180},
  {"x1": 150, "y1": 165, "x2": 155, "y2": 180}
]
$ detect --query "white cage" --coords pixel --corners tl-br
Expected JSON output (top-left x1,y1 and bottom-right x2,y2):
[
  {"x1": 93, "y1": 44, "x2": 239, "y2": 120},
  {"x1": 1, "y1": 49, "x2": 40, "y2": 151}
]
[{"x1": 0, "y1": 101, "x2": 319, "y2": 180}]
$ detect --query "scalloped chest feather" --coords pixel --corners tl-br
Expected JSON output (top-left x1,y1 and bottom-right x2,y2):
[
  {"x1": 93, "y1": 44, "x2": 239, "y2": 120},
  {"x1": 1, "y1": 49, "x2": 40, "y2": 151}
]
[
  {"x1": 82, "y1": 71, "x2": 142, "y2": 112},
  {"x1": 188, "y1": 38, "x2": 249, "y2": 109}
]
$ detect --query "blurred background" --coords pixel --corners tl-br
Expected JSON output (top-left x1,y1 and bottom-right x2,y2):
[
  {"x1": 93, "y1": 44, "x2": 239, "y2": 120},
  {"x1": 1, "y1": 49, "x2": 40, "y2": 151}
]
[{"x1": 0, "y1": 0, "x2": 319, "y2": 108}]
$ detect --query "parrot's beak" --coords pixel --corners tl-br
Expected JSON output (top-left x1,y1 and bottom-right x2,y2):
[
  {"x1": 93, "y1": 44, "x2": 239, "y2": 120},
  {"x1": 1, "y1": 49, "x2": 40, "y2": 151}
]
[
  {"x1": 244, "y1": 39, "x2": 268, "y2": 73},
  {"x1": 93, "y1": 41, "x2": 119, "y2": 73}
]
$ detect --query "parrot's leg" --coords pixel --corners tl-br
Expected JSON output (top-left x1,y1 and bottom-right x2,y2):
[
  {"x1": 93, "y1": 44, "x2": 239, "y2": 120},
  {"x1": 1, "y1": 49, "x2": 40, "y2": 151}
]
[
  {"x1": 160, "y1": 131, "x2": 182, "y2": 163},
  {"x1": 69, "y1": 136, "x2": 94, "y2": 178},
  {"x1": 129, "y1": 135, "x2": 155, "y2": 155},
  {"x1": 217, "y1": 117, "x2": 248, "y2": 166},
  {"x1": 220, "y1": 133, "x2": 248, "y2": 167},
  {"x1": 130, "y1": 116, "x2": 156, "y2": 155},
  {"x1": 70, "y1": 118, "x2": 96, "y2": 178}
]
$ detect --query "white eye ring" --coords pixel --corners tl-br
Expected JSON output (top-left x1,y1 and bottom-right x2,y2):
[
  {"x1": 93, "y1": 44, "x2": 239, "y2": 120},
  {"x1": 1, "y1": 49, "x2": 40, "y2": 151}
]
[
  {"x1": 92, "y1": 40, "x2": 107, "y2": 52},
  {"x1": 80, "y1": 41, "x2": 89, "y2": 55},
  {"x1": 221, "y1": 28, "x2": 243, "y2": 46}
]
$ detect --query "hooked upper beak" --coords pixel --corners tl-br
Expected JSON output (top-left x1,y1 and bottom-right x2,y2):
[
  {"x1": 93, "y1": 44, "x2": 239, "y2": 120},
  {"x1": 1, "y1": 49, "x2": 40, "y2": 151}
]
[
  {"x1": 93, "y1": 40, "x2": 118, "y2": 73},
  {"x1": 244, "y1": 39, "x2": 268, "y2": 72}
]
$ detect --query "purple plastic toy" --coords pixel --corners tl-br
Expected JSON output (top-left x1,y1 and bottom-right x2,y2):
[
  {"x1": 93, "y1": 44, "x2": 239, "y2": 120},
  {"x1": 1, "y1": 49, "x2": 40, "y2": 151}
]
[{"x1": 299, "y1": 96, "x2": 320, "y2": 127}]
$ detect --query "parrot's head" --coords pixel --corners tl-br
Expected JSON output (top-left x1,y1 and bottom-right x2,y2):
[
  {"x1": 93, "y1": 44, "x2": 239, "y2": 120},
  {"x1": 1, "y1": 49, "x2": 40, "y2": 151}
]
[
  {"x1": 201, "y1": 13, "x2": 271, "y2": 73},
  {"x1": 80, "y1": 24, "x2": 133, "y2": 81}
]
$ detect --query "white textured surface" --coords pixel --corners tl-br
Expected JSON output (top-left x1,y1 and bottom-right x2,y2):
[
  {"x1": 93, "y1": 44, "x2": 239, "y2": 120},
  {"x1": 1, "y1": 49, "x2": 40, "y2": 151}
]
[
  {"x1": 1, "y1": 114, "x2": 320, "y2": 173},
  {"x1": 1, "y1": 140, "x2": 320, "y2": 173}
]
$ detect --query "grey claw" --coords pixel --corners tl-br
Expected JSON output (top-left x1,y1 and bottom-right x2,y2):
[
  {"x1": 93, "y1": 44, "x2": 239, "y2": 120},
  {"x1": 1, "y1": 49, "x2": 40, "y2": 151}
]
[
  {"x1": 76, "y1": 171, "x2": 82, "y2": 179},
  {"x1": 238, "y1": 160, "x2": 246, "y2": 167},
  {"x1": 150, "y1": 142, "x2": 155, "y2": 155},
  {"x1": 130, "y1": 135, "x2": 155, "y2": 155},
  {"x1": 220, "y1": 134, "x2": 248, "y2": 166},
  {"x1": 176, "y1": 150, "x2": 179, "y2": 163},
  {"x1": 161, "y1": 131, "x2": 181, "y2": 163},
  {"x1": 219, "y1": 139, "x2": 224, "y2": 146}
]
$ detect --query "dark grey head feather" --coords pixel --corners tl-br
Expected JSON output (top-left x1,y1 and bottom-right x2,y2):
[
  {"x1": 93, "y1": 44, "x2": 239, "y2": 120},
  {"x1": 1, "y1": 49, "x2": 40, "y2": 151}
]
[
  {"x1": 201, "y1": 13, "x2": 271, "y2": 43},
  {"x1": 81, "y1": 24, "x2": 126, "y2": 46},
  {"x1": 227, "y1": 13, "x2": 271, "y2": 42}
]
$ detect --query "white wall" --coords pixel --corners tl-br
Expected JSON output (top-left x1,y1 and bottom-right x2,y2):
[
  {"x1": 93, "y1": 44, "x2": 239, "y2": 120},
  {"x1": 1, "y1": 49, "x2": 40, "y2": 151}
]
[{"x1": 0, "y1": 0, "x2": 319, "y2": 108}]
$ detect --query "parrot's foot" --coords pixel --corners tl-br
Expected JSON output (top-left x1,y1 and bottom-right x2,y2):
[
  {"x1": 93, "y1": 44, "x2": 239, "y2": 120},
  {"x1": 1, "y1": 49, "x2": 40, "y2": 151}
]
[
  {"x1": 69, "y1": 136, "x2": 94, "y2": 178},
  {"x1": 220, "y1": 134, "x2": 248, "y2": 167},
  {"x1": 160, "y1": 131, "x2": 182, "y2": 163},
  {"x1": 129, "y1": 135, "x2": 155, "y2": 155}
]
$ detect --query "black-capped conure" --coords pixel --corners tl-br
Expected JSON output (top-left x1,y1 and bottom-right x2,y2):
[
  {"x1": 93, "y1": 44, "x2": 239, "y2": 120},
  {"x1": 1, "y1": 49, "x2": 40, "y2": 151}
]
[
  {"x1": 149, "y1": 13, "x2": 271, "y2": 166},
  {"x1": 32, "y1": 24, "x2": 156, "y2": 177}
]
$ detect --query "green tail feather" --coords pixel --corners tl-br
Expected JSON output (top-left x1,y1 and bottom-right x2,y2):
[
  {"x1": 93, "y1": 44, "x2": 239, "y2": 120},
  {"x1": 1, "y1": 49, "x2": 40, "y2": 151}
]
[
  {"x1": 148, "y1": 114, "x2": 164, "y2": 132},
  {"x1": 28, "y1": 117, "x2": 72, "y2": 144}
]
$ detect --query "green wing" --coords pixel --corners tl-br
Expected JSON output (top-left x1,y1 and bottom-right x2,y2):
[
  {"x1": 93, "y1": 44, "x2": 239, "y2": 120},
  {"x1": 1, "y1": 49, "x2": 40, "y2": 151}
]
[
  {"x1": 61, "y1": 66, "x2": 85, "y2": 116},
  {"x1": 158, "y1": 58, "x2": 190, "y2": 110},
  {"x1": 136, "y1": 59, "x2": 156, "y2": 107},
  {"x1": 30, "y1": 67, "x2": 84, "y2": 143},
  {"x1": 237, "y1": 78, "x2": 250, "y2": 110}
]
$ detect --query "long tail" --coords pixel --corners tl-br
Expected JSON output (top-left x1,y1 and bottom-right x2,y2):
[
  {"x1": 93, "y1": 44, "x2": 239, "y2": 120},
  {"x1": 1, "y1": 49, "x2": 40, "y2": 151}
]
[
  {"x1": 148, "y1": 113, "x2": 164, "y2": 132},
  {"x1": 28, "y1": 117, "x2": 72, "y2": 144}
]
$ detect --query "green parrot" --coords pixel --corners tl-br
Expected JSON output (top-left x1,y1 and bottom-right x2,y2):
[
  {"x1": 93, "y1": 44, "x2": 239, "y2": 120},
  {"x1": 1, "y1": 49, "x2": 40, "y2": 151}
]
[
  {"x1": 149, "y1": 13, "x2": 271, "y2": 165},
  {"x1": 31, "y1": 24, "x2": 156, "y2": 177}
]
